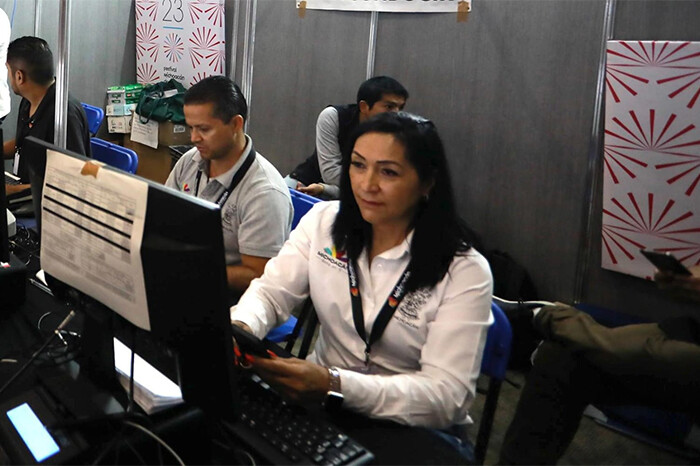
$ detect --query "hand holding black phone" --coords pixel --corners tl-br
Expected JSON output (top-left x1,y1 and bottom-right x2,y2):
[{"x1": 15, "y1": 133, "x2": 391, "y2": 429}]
[
  {"x1": 230, "y1": 324, "x2": 292, "y2": 359},
  {"x1": 639, "y1": 250, "x2": 692, "y2": 276},
  {"x1": 231, "y1": 324, "x2": 273, "y2": 358}
]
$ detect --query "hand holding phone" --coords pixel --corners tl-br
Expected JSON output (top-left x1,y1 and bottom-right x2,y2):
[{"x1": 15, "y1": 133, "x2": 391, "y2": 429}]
[
  {"x1": 231, "y1": 324, "x2": 272, "y2": 358},
  {"x1": 639, "y1": 250, "x2": 692, "y2": 276}
]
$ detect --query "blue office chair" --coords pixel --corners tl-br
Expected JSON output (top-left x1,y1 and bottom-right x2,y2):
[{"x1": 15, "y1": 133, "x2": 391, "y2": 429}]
[
  {"x1": 264, "y1": 189, "x2": 321, "y2": 344},
  {"x1": 289, "y1": 188, "x2": 320, "y2": 229},
  {"x1": 81, "y1": 103, "x2": 105, "y2": 136},
  {"x1": 473, "y1": 301, "x2": 513, "y2": 464},
  {"x1": 90, "y1": 138, "x2": 138, "y2": 174}
]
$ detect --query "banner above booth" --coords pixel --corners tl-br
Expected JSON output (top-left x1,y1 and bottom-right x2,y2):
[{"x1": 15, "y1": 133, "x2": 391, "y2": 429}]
[{"x1": 296, "y1": 0, "x2": 471, "y2": 13}]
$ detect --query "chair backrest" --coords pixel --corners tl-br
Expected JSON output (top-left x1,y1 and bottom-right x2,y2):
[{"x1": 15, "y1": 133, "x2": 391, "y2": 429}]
[
  {"x1": 474, "y1": 301, "x2": 513, "y2": 464},
  {"x1": 480, "y1": 301, "x2": 513, "y2": 380},
  {"x1": 289, "y1": 188, "x2": 321, "y2": 230},
  {"x1": 81, "y1": 103, "x2": 105, "y2": 136},
  {"x1": 90, "y1": 138, "x2": 139, "y2": 174}
]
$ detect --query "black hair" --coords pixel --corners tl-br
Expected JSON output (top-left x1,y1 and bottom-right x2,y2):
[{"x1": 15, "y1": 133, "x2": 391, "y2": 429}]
[
  {"x1": 7, "y1": 36, "x2": 54, "y2": 86},
  {"x1": 356, "y1": 76, "x2": 409, "y2": 108},
  {"x1": 332, "y1": 112, "x2": 479, "y2": 293},
  {"x1": 184, "y1": 75, "x2": 248, "y2": 123}
]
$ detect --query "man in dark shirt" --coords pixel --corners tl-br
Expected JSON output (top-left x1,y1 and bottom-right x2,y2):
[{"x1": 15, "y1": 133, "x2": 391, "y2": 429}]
[
  {"x1": 286, "y1": 76, "x2": 408, "y2": 199},
  {"x1": 3, "y1": 36, "x2": 90, "y2": 198}
]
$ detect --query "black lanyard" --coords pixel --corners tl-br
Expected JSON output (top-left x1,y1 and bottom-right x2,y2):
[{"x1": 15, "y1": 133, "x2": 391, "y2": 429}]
[
  {"x1": 194, "y1": 147, "x2": 256, "y2": 207},
  {"x1": 347, "y1": 259, "x2": 410, "y2": 366}
]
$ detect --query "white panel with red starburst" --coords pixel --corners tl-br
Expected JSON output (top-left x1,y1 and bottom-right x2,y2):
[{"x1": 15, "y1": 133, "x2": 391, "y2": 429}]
[
  {"x1": 603, "y1": 40, "x2": 700, "y2": 279},
  {"x1": 135, "y1": 0, "x2": 225, "y2": 87}
]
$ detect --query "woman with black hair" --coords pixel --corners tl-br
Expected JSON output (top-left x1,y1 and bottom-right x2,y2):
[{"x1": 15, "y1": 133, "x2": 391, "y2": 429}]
[{"x1": 231, "y1": 112, "x2": 493, "y2": 435}]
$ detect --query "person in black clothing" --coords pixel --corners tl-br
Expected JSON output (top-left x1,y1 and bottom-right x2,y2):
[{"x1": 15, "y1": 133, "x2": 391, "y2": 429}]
[
  {"x1": 4, "y1": 36, "x2": 90, "y2": 198},
  {"x1": 498, "y1": 265, "x2": 700, "y2": 464},
  {"x1": 286, "y1": 76, "x2": 408, "y2": 199}
]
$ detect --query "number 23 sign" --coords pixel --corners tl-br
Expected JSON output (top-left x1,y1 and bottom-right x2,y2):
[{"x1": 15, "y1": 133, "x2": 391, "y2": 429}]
[{"x1": 135, "y1": 0, "x2": 226, "y2": 88}]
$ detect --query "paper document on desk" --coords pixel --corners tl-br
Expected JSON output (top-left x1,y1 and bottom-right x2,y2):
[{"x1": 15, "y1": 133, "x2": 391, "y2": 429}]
[
  {"x1": 40, "y1": 149, "x2": 151, "y2": 330},
  {"x1": 113, "y1": 338, "x2": 184, "y2": 414}
]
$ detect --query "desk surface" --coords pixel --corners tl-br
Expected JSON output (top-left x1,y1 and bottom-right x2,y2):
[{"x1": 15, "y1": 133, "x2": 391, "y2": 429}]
[{"x1": 4, "y1": 281, "x2": 469, "y2": 465}]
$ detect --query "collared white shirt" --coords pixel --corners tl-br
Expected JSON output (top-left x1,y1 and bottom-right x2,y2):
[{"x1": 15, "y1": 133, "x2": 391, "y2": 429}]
[{"x1": 231, "y1": 201, "x2": 493, "y2": 428}]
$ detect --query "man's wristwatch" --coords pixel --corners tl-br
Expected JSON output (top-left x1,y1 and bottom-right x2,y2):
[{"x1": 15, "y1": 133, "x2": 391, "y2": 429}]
[{"x1": 324, "y1": 366, "x2": 344, "y2": 411}]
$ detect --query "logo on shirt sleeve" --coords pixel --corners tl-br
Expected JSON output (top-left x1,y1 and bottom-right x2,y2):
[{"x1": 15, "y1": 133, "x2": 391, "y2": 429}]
[{"x1": 182, "y1": 183, "x2": 190, "y2": 193}]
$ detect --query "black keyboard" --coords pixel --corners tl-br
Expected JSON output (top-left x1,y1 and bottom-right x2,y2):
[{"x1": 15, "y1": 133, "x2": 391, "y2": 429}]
[{"x1": 222, "y1": 375, "x2": 374, "y2": 465}]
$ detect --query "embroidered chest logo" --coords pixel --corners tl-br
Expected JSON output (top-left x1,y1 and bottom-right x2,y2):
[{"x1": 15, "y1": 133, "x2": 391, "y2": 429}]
[
  {"x1": 398, "y1": 289, "x2": 431, "y2": 320},
  {"x1": 222, "y1": 204, "x2": 237, "y2": 228},
  {"x1": 316, "y1": 245, "x2": 347, "y2": 270}
]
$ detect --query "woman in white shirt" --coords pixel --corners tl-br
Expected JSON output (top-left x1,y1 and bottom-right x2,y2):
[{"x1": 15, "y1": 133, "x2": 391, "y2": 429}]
[{"x1": 231, "y1": 112, "x2": 493, "y2": 438}]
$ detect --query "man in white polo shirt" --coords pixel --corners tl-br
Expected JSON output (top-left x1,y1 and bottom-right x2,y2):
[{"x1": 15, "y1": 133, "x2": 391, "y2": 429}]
[{"x1": 166, "y1": 75, "x2": 292, "y2": 298}]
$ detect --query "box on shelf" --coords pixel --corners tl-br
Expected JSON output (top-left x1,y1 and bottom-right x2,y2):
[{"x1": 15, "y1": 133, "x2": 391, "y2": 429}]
[
  {"x1": 107, "y1": 87, "x2": 126, "y2": 105},
  {"x1": 107, "y1": 84, "x2": 143, "y2": 106},
  {"x1": 106, "y1": 103, "x2": 137, "y2": 117},
  {"x1": 158, "y1": 121, "x2": 190, "y2": 146},
  {"x1": 123, "y1": 136, "x2": 172, "y2": 184},
  {"x1": 108, "y1": 116, "x2": 132, "y2": 134},
  {"x1": 125, "y1": 84, "x2": 144, "y2": 103}
]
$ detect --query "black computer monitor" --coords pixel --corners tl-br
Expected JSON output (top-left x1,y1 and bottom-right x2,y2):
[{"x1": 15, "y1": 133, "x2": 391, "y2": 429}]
[{"x1": 23, "y1": 136, "x2": 237, "y2": 419}]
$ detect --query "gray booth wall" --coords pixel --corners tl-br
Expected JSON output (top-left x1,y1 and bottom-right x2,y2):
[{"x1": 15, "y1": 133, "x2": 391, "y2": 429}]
[
  {"x1": 1, "y1": 0, "x2": 136, "y2": 140},
  {"x1": 246, "y1": 0, "x2": 700, "y2": 320},
  {"x1": 5, "y1": 0, "x2": 700, "y2": 320}
]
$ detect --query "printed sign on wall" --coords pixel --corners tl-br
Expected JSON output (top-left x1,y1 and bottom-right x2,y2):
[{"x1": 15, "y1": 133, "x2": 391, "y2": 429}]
[
  {"x1": 602, "y1": 40, "x2": 700, "y2": 279},
  {"x1": 296, "y1": 0, "x2": 470, "y2": 13},
  {"x1": 135, "y1": 0, "x2": 225, "y2": 87}
]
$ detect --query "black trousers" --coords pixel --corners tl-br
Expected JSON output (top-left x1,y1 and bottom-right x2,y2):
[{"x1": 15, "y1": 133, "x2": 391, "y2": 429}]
[{"x1": 498, "y1": 305, "x2": 700, "y2": 465}]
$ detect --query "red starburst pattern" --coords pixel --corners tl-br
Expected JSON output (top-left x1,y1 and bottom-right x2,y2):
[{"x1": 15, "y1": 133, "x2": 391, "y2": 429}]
[
  {"x1": 608, "y1": 41, "x2": 700, "y2": 109},
  {"x1": 136, "y1": 23, "x2": 159, "y2": 61},
  {"x1": 190, "y1": 72, "x2": 210, "y2": 87},
  {"x1": 188, "y1": 27, "x2": 224, "y2": 72},
  {"x1": 137, "y1": 63, "x2": 160, "y2": 85},
  {"x1": 657, "y1": 69, "x2": 700, "y2": 110},
  {"x1": 207, "y1": 48, "x2": 225, "y2": 74},
  {"x1": 660, "y1": 240, "x2": 700, "y2": 266},
  {"x1": 602, "y1": 192, "x2": 700, "y2": 264},
  {"x1": 164, "y1": 33, "x2": 184, "y2": 63},
  {"x1": 135, "y1": 0, "x2": 158, "y2": 22},
  {"x1": 188, "y1": 1, "x2": 225, "y2": 27},
  {"x1": 604, "y1": 109, "x2": 700, "y2": 194},
  {"x1": 606, "y1": 42, "x2": 652, "y2": 103},
  {"x1": 606, "y1": 64, "x2": 649, "y2": 103}
]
